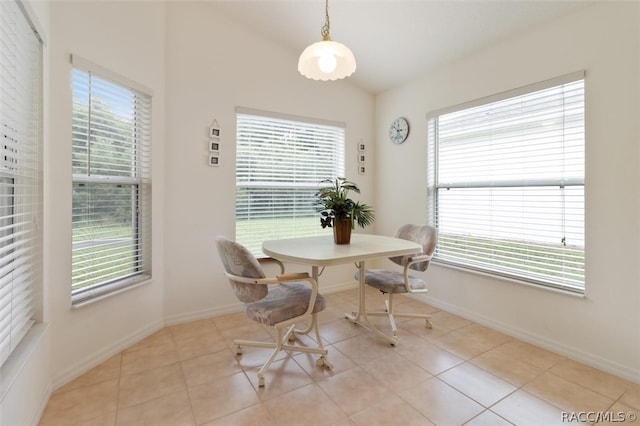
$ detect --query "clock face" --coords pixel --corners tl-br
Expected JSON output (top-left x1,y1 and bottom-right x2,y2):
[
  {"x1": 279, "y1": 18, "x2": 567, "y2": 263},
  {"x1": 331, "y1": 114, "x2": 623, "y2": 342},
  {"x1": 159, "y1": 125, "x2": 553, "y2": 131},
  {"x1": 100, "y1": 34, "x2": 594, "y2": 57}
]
[{"x1": 389, "y1": 117, "x2": 409, "y2": 144}]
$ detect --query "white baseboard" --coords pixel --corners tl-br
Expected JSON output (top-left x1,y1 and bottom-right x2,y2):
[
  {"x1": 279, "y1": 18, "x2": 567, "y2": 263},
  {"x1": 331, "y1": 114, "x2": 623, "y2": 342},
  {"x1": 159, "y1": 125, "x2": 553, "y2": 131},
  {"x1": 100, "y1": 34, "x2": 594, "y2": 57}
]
[
  {"x1": 411, "y1": 294, "x2": 640, "y2": 384},
  {"x1": 51, "y1": 319, "x2": 164, "y2": 390},
  {"x1": 164, "y1": 281, "x2": 358, "y2": 326},
  {"x1": 52, "y1": 280, "x2": 358, "y2": 391},
  {"x1": 321, "y1": 281, "x2": 358, "y2": 294},
  {"x1": 52, "y1": 281, "x2": 638, "y2": 392},
  {"x1": 163, "y1": 302, "x2": 243, "y2": 327}
]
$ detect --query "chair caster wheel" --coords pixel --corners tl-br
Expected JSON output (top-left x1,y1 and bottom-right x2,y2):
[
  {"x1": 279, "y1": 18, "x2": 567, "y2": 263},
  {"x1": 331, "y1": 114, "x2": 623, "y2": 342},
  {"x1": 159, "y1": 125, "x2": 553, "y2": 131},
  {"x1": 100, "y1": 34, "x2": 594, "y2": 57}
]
[
  {"x1": 425, "y1": 320, "x2": 433, "y2": 329},
  {"x1": 258, "y1": 376, "x2": 265, "y2": 387},
  {"x1": 317, "y1": 356, "x2": 334, "y2": 370},
  {"x1": 235, "y1": 345, "x2": 243, "y2": 355}
]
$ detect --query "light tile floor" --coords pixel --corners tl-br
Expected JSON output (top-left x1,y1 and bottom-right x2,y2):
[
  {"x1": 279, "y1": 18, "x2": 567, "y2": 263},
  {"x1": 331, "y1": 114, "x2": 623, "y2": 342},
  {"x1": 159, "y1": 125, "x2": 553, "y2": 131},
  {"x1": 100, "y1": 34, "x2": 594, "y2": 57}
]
[{"x1": 39, "y1": 287, "x2": 640, "y2": 425}]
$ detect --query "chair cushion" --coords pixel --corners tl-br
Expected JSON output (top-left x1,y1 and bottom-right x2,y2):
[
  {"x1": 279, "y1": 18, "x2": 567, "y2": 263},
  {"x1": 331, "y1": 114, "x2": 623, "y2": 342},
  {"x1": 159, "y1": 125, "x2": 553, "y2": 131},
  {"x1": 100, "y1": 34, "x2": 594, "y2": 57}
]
[
  {"x1": 245, "y1": 283, "x2": 326, "y2": 326},
  {"x1": 354, "y1": 269, "x2": 426, "y2": 294}
]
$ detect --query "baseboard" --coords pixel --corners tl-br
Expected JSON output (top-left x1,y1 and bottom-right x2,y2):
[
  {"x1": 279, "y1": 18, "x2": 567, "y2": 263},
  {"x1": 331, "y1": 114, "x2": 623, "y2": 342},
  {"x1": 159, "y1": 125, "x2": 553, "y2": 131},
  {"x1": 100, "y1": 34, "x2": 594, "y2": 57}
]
[
  {"x1": 321, "y1": 280, "x2": 358, "y2": 294},
  {"x1": 164, "y1": 281, "x2": 358, "y2": 327},
  {"x1": 163, "y1": 302, "x2": 244, "y2": 327},
  {"x1": 52, "y1": 280, "x2": 359, "y2": 390},
  {"x1": 412, "y1": 294, "x2": 640, "y2": 383},
  {"x1": 51, "y1": 319, "x2": 164, "y2": 390}
]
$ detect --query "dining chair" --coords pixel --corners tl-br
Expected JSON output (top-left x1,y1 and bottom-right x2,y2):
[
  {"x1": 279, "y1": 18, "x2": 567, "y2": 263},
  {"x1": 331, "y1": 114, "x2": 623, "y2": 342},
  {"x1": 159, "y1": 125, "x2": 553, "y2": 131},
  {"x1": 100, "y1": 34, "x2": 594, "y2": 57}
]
[
  {"x1": 215, "y1": 236, "x2": 333, "y2": 387},
  {"x1": 354, "y1": 224, "x2": 437, "y2": 339}
]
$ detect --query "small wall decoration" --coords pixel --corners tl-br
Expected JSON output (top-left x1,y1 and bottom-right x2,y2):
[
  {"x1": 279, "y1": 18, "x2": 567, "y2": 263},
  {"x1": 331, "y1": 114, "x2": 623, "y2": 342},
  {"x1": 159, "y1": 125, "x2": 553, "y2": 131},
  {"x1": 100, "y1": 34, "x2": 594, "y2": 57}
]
[
  {"x1": 208, "y1": 118, "x2": 221, "y2": 166},
  {"x1": 357, "y1": 139, "x2": 366, "y2": 175}
]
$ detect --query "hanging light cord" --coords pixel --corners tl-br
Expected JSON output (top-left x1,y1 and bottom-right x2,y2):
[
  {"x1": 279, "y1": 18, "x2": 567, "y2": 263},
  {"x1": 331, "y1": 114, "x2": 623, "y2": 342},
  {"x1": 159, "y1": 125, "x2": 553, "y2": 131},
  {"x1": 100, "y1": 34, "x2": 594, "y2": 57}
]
[{"x1": 321, "y1": 0, "x2": 331, "y2": 41}]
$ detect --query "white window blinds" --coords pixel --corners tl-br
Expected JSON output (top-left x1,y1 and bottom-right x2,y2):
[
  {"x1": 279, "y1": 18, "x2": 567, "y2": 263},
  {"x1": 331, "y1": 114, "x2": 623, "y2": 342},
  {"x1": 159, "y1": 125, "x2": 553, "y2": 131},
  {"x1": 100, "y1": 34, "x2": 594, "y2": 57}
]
[
  {"x1": 427, "y1": 72, "x2": 585, "y2": 293},
  {"x1": 236, "y1": 109, "x2": 345, "y2": 255},
  {"x1": 0, "y1": 0, "x2": 43, "y2": 366},
  {"x1": 71, "y1": 57, "x2": 152, "y2": 304}
]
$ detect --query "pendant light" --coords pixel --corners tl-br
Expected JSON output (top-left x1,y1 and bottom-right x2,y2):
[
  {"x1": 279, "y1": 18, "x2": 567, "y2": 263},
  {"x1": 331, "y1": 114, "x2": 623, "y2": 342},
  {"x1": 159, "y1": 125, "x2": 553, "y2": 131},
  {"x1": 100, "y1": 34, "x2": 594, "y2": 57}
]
[{"x1": 298, "y1": 0, "x2": 356, "y2": 81}]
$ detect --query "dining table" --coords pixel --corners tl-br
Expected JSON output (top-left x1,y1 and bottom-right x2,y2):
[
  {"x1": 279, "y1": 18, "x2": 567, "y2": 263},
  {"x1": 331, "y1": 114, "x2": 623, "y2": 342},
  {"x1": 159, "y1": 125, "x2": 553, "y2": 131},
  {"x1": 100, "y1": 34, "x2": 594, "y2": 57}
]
[{"x1": 262, "y1": 233, "x2": 422, "y2": 345}]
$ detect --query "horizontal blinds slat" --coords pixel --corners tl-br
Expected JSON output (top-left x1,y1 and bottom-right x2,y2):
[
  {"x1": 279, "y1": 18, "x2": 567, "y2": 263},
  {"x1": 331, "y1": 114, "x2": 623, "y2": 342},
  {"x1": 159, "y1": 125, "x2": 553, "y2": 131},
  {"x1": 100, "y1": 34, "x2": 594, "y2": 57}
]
[
  {"x1": 236, "y1": 112, "x2": 344, "y2": 255},
  {"x1": 430, "y1": 77, "x2": 585, "y2": 291}
]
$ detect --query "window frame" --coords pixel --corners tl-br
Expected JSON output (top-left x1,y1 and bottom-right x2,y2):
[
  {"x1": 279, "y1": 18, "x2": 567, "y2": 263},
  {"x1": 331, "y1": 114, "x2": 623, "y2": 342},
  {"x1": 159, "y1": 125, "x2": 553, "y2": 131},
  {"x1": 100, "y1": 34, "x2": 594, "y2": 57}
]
[
  {"x1": 70, "y1": 55, "x2": 153, "y2": 305},
  {"x1": 427, "y1": 71, "x2": 585, "y2": 294}
]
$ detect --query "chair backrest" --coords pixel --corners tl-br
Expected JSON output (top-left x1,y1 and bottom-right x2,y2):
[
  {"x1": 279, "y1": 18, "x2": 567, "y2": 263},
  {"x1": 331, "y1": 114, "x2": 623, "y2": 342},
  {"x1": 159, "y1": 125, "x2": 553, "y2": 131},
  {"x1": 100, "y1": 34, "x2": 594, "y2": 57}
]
[
  {"x1": 389, "y1": 224, "x2": 437, "y2": 272},
  {"x1": 215, "y1": 236, "x2": 268, "y2": 303}
]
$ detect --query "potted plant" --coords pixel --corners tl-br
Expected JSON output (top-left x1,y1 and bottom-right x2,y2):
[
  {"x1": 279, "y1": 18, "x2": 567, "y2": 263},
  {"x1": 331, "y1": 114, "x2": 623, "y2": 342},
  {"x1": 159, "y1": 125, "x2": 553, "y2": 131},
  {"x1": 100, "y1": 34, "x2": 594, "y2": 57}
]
[{"x1": 314, "y1": 177, "x2": 375, "y2": 244}]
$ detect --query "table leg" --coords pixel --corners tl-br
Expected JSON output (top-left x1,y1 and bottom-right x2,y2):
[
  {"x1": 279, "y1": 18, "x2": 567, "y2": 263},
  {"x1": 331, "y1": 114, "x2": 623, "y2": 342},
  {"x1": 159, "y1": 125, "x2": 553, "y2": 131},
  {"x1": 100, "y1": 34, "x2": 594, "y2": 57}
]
[{"x1": 344, "y1": 261, "x2": 398, "y2": 346}]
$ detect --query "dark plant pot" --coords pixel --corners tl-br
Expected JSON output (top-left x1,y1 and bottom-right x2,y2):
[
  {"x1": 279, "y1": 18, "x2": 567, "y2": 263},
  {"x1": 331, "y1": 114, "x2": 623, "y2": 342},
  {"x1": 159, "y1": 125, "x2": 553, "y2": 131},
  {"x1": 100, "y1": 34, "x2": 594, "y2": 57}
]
[{"x1": 333, "y1": 218, "x2": 352, "y2": 244}]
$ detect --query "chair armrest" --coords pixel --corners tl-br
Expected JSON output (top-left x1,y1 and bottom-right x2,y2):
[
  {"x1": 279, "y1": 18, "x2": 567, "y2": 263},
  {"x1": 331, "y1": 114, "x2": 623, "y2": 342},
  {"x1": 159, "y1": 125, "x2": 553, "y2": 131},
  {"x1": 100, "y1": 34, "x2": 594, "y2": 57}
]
[
  {"x1": 276, "y1": 272, "x2": 311, "y2": 282},
  {"x1": 407, "y1": 254, "x2": 432, "y2": 265},
  {"x1": 401, "y1": 254, "x2": 432, "y2": 294},
  {"x1": 403, "y1": 254, "x2": 433, "y2": 274},
  {"x1": 225, "y1": 271, "x2": 314, "y2": 287},
  {"x1": 258, "y1": 257, "x2": 285, "y2": 274}
]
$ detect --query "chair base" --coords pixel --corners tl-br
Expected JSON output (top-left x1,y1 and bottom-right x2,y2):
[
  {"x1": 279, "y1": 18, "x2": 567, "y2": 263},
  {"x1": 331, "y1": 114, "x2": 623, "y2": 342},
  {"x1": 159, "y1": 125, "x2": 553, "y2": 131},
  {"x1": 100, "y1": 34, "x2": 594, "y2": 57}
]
[
  {"x1": 233, "y1": 313, "x2": 333, "y2": 387},
  {"x1": 366, "y1": 292, "x2": 432, "y2": 338}
]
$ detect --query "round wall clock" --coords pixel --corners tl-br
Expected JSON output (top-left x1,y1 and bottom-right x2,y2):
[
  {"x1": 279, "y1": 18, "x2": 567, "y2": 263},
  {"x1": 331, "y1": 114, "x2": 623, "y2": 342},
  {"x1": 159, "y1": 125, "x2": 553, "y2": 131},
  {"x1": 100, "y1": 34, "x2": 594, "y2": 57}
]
[{"x1": 389, "y1": 117, "x2": 409, "y2": 144}]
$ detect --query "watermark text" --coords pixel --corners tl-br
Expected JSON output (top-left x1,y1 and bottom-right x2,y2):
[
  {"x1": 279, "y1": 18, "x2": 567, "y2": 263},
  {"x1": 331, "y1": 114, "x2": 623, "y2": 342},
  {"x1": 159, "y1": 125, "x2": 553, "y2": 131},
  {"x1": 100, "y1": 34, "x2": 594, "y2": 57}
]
[{"x1": 562, "y1": 411, "x2": 638, "y2": 423}]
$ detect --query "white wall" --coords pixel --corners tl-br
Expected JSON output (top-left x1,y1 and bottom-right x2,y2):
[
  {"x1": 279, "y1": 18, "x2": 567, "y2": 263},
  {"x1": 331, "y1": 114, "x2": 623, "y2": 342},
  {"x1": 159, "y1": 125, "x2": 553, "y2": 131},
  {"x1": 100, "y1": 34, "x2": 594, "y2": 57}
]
[
  {"x1": 47, "y1": 1, "x2": 167, "y2": 386},
  {"x1": 375, "y1": 1, "x2": 640, "y2": 382},
  {"x1": 162, "y1": 2, "x2": 375, "y2": 324}
]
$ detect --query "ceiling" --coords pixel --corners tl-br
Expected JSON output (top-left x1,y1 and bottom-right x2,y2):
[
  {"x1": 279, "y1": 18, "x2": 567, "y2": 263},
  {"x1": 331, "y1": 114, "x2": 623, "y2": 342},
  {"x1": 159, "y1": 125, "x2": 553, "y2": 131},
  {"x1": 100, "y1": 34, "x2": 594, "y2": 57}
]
[{"x1": 212, "y1": 0, "x2": 591, "y2": 94}]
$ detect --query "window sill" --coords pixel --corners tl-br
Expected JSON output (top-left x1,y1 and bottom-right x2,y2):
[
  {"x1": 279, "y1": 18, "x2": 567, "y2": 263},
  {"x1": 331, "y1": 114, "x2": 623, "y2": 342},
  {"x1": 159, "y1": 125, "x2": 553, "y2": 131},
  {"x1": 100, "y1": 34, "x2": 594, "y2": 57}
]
[
  {"x1": 433, "y1": 260, "x2": 586, "y2": 298},
  {"x1": 71, "y1": 275, "x2": 152, "y2": 308}
]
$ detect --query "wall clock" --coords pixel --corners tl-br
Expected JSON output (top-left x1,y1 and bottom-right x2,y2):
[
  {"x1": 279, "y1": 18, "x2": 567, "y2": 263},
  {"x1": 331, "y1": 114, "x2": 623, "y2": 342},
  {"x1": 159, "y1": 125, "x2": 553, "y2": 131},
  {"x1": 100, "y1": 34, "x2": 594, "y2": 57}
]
[{"x1": 389, "y1": 117, "x2": 409, "y2": 144}]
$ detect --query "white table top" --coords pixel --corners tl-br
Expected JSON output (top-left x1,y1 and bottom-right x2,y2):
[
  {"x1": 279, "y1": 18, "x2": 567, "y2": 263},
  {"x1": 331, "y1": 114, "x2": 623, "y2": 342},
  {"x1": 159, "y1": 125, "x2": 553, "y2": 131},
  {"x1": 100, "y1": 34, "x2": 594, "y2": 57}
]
[{"x1": 262, "y1": 234, "x2": 422, "y2": 266}]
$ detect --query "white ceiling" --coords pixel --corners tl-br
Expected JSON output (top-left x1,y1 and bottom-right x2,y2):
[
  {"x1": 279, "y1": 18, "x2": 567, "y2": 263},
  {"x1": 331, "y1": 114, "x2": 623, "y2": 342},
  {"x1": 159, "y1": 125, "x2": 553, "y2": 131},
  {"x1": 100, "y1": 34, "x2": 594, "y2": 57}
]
[{"x1": 212, "y1": 0, "x2": 591, "y2": 94}]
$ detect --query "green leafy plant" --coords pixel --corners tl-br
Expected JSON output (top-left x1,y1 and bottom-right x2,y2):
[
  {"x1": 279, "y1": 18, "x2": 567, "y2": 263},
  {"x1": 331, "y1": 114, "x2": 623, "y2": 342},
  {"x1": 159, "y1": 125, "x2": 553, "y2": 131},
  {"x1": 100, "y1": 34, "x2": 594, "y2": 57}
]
[{"x1": 314, "y1": 177, "x2": 375, "y2": 229}]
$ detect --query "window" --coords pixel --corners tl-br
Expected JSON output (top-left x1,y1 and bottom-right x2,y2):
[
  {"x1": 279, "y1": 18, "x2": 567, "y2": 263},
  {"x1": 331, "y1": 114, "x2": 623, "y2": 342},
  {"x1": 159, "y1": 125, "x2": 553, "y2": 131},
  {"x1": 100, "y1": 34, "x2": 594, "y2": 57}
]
[
  {"x1": 427, "y1": 72, "x2": 585, "y2": 293},
  {"x1": 0, "y1": 0, "x2": 43, "y2": 366},
  {"x1": 71, "y1": 56, "x2": 152, "y2": 304},
  {"x1": 236, "y1": 108, "x2": 345, "y2": 255}
]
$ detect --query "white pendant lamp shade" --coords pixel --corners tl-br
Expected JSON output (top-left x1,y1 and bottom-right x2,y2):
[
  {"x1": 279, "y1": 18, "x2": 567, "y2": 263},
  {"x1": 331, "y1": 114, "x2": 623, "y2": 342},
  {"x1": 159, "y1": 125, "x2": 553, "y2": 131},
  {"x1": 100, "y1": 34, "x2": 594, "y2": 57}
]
[
  {"x1": 298, "y1": 0, "x2": 356, "y2": 81},
  {"x1": 298, "y1": 40, "x2": 356, "y2": 81}
]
